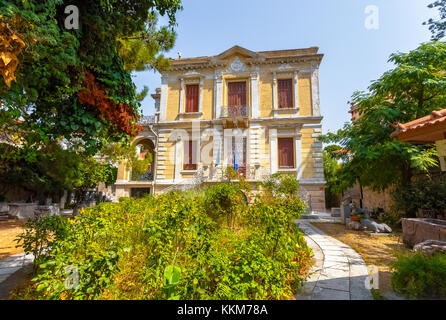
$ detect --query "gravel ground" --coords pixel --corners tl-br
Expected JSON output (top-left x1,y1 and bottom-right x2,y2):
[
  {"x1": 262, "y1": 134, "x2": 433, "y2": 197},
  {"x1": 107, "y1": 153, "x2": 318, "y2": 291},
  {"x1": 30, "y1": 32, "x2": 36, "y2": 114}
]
[{"x1": 311, "y1": 222, "x2": 409, "y2": 295}]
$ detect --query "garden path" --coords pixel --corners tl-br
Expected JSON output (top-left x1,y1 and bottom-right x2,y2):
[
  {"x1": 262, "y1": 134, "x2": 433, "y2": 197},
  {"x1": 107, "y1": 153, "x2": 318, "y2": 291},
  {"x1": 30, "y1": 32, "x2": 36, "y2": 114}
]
[
  {"x1": 0, "y1": 253, "x2": 34, "y2": 299},
  {"x1": 295, "y1": 221, "x2": 373, "y2": 300}
]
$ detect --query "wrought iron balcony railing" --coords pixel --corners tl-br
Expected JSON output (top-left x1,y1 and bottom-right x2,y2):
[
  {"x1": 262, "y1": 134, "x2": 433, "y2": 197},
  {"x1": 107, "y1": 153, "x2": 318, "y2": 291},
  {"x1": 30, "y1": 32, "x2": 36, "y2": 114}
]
[
  {"x1": 131, "y1": 171, "x2": 154, "y2": 181},
  {"x1": 221, "y1": 105, "x2": 249, "y2": 118}
]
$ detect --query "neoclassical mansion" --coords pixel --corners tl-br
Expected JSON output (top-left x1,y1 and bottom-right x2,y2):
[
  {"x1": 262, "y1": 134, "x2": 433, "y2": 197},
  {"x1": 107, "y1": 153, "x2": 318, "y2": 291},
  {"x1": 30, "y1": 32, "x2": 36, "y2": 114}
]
[{"x1": 114, "y1": 46, "x2": 326, "y2": 212}]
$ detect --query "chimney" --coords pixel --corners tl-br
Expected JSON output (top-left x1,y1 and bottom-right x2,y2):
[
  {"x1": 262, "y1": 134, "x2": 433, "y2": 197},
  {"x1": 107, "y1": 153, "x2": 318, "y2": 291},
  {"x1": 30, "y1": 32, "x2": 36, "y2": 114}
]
[{"x1": 177, "y1": 51, "x2": 182, "y2": 60}]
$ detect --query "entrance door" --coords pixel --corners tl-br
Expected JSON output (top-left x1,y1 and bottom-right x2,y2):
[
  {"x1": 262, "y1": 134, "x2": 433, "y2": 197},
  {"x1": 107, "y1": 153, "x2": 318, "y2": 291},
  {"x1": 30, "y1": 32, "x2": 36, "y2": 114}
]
[{"x1": 131, "y1": 188, "x2": 151, "y2": 198}]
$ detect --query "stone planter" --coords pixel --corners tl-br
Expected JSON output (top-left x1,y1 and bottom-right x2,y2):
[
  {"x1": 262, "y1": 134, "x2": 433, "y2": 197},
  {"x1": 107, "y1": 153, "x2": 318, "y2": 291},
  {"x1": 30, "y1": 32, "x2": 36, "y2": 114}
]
[{"x1": 402, "y1": 218, "x2": 446, "y2": 248}]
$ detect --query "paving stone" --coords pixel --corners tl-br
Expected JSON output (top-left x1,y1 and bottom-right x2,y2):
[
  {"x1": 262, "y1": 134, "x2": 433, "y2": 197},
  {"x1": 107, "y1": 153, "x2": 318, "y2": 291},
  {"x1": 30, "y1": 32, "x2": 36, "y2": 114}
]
[
  {"x1": 324, "y1": 255, "x2": 349, "y2": 263},
  {"x1": 295, "y1": 221, "x2": 373, "y2": 300},
  {"x1": 311, "y1": 286, "x2": 350, "y2": 300},
  {"x1": 317, "y1": 275, "x2": 350, "y2": 292}
]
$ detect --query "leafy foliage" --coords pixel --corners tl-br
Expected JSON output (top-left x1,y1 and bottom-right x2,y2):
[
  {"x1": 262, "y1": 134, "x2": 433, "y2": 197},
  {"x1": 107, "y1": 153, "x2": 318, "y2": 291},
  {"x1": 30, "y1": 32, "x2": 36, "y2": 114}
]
[
  {"x1": 0, "y1": 0, "x2": 181, "y2": 165},
  {"x1": 321, "y1": 42, "x2": 446, "y2": 192},
  {"x1": 424, "y1": 0, "x2": 446, "y2": 40},
  {"x1": 393, "y1": 176, "x2": 446, "y2": 217},
  {"x1": 391, "y1": 252, "x2": 446, "y2": 299},
  {"x1": 16, "y1": 214, "x2": 69, "y2": 272},
  {"x1": 15, "y1": 181, "x2": 312, "y2": 300},
  {"x1": 0, "y1": 142, "x2": 117, "y2": 200}
]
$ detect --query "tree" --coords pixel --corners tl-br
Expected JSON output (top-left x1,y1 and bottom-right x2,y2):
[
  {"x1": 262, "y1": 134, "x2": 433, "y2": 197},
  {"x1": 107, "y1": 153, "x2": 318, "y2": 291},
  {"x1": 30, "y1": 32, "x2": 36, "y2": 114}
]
[
  {"x1": 321, "y1": 42, "x2": 446, "y2": 192},
  {"x1": 0, "y1": 0, "x2": 181, "y2": 154},
  {"x1": 0, "y1": 0, "x2": 180, "y2": 198},
  {"x1": 424, "y1": 0, "x2": 446, "y2": 40}
]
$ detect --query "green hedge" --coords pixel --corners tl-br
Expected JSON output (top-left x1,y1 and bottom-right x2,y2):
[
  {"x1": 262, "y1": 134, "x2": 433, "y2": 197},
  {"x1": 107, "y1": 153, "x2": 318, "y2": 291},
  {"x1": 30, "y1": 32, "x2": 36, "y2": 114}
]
[{"x1": 16, "y1": 179, "x2": 312, "y2": 300}]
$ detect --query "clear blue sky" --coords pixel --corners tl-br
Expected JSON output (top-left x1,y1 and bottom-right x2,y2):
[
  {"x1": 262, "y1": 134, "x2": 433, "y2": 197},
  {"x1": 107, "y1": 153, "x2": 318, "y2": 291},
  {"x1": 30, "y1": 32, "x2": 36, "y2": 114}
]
[{"x1": 133, "y1": 0, "x2": 436, "y2": 134}]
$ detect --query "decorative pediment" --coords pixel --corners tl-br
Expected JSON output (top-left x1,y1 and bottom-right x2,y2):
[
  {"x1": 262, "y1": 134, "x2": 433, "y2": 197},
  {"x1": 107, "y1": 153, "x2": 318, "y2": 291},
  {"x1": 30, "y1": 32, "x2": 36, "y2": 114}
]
[
  {"x1": 226, "y1": 57, "x2": 248, "y2": 73},
  {"x1": 215, "y1": 45, "x2": 262, "y2": 60}
]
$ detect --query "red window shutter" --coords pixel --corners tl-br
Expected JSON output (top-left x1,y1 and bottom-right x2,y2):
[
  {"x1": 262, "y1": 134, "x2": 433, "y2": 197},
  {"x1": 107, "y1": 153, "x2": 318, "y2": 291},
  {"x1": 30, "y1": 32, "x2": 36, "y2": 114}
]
[
  {"x1": 228, "y1": 82, "x2": 246, "y2": 106},
  {"x1": 185, "y1": 85, "x2": 199, "y2": 112},
  {"x1": 278, "y1": 138, "x2": 294, "y2": 168},
  {"x1": 278, "y1": 79, "x2": 293, "y2": 109},
  {"x1": 183, "y1": 140, "x2": 197, "y2": 170}
]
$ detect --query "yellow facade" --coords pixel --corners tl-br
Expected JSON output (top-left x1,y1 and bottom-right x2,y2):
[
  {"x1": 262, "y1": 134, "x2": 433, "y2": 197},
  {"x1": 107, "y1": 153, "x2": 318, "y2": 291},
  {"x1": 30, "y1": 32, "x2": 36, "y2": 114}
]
[{"x1": 115, "y1": 46, "x2": 326, "y2": 212}]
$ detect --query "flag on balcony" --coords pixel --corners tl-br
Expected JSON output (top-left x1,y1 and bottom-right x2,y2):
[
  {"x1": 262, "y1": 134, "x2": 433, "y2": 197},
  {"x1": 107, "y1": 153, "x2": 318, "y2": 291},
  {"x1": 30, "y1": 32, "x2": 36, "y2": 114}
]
[{"x1": 233, "y1": 145, "x2": 238, "y2": 171}]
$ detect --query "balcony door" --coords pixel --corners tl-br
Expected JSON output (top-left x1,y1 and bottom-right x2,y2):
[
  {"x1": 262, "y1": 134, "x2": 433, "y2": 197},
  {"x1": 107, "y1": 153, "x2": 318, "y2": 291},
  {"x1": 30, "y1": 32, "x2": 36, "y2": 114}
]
[{"x1": 227, "y1": 82, "x2": 246, "y2": 117}]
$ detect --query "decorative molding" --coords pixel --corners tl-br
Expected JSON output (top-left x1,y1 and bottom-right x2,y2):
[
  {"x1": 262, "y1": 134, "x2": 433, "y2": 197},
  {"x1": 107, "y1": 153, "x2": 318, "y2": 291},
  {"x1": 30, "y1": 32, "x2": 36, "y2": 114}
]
[
  {"x1": 226, "y1": 56, "x2": 248, "y2": 73},
  {"x1": 278, "y1": 63, "x2": 293, "y2": 71}
]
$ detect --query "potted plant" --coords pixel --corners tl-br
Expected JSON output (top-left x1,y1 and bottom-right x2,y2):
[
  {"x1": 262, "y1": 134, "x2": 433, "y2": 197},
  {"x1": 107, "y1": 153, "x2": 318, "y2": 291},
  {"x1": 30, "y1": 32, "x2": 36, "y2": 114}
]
[
  {"x1": 350, "y1": 203, "x2": 360, "y2": 222},
  {"x1": 350, "y1": 212, "x2": 360, "y2": 222}
]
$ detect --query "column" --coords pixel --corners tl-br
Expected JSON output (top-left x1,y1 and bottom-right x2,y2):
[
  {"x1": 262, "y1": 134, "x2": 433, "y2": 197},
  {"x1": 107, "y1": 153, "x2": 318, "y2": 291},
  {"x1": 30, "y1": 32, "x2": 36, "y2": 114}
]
[
  {"x1": 311, "y1": 64, "x2": 321, "y2": 116},
  {"x1": 269, "y1": 128, "x2": 277, "y2": 175},
  {"x1": 294, "y1": 71, "x2": 299, "y2": 110},
  {"x1": 214, "y1": 71, "x2": 223, "y2": 119},
  {"x1": 295, "y1": 132, "x2": 303, "y2": 180},
  {"x1": 179, "y1": 78, "x2": 184, "y2": 116},
  {"x1": 159, "y1": 74, "x2": 168, "y2": 121},
  {"x1": 174, "y1": 137, "x2": 181, "y2": 181},
  {"x1": 250, "y1": 71, "x2": 260, "y2": 118},
  {"x1": 199, "y1": 78, "x2": 204, "y2": 114},
  {"x1": 272, "y1": 72, "x2": 277, "y2": 110}
]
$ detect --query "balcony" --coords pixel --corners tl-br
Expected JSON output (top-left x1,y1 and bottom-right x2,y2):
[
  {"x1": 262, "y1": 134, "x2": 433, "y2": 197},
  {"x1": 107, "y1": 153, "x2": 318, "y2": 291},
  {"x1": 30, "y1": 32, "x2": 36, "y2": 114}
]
[
  {"x1": 220, "y1": 105, "x2": 249, "y2": 128},
  {"x1": 131, "y1": 171, "x2": 154, "y2": 181}
]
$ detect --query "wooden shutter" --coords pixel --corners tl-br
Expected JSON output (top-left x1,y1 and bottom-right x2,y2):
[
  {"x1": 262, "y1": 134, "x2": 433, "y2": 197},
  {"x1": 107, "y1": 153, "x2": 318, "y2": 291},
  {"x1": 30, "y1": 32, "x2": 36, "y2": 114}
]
[
  {"x1": 228, "y1": 82, "x2": 246, "y2": 106},
  {"x1": 185, "y1": 85, "x2": 199, "y2": 112},
  {"x1": 278, "y1": 138, "x2": 294, "y2": 168},
  {"x1": 183, "y1": 140, "x2": 197, "y2": 170},
  {"x1": 278, "y1": 79, "x2": 293, "y2": 109}
]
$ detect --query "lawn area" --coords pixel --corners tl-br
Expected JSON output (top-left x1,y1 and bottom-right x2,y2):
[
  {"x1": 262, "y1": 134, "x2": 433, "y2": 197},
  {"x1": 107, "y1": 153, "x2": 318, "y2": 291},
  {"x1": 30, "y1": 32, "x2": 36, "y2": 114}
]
[
  {"x1": 0, "y1": 220, "x2": 25, "y2": 260},
  {"x1": 311, "y1": 222, "x2": 409, "y2": 296}
]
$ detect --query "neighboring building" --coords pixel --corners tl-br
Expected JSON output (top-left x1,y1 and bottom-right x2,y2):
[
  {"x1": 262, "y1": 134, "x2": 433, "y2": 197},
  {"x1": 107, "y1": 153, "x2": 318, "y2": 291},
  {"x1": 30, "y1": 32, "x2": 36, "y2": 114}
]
[{"x1": 114, "y1": 46, "x2": 326, "y2": 212}]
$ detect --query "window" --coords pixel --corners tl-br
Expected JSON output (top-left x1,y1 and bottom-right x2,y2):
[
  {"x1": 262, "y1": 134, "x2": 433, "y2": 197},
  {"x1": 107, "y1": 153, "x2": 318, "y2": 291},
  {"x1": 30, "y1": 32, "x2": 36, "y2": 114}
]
[
  {"x1": 277, "y1": 79, "x2": 293, "y2": 109},
  {"x1": 185, "y1": 84, "x2": 199, "y2": 112},
  {"x1": 183, "y1": 140, "x2": 197, "y2": 170},
  {"x1": 228, "y1": 82, "x2": 246, "y2": 106},
  {"x1": 278, "y1": 137, "x2": 294, "y2": 168}
]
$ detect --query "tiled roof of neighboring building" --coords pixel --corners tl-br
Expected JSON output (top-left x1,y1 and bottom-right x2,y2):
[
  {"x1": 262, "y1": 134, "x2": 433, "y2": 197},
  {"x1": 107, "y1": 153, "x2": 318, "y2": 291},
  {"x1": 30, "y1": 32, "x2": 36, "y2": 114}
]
[{"x1": 390, "y1": 108, "x2": 446, "y2": 143}]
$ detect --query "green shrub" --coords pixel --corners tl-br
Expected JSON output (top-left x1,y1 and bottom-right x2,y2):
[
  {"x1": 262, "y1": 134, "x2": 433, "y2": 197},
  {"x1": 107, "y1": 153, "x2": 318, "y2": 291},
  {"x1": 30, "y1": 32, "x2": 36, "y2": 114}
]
[
  {"x1": 16, "y1": 183, "x2": 312, "y2": 300},
  {"x1": 393, "y1": 177, "x2": 446, "y2": 217},
  {"x1": 391, "y1": 252, "x2": 446, "y2": 299},
  {"x1": 15, "y1": 214, "x2": 70, "y2": 271},
  {"x1": 203, "y1": 182, "x2": 247, "y2": 228}
]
